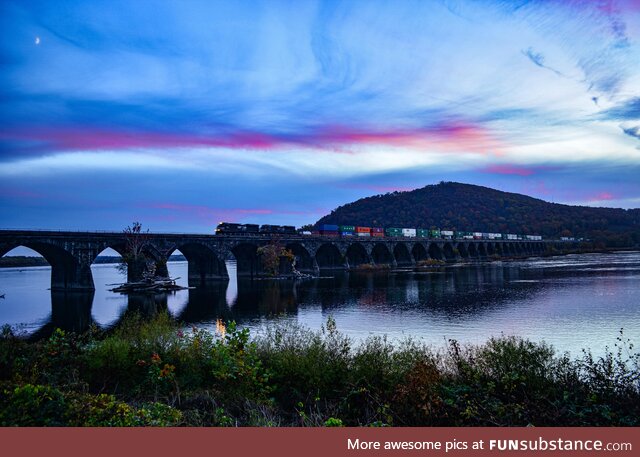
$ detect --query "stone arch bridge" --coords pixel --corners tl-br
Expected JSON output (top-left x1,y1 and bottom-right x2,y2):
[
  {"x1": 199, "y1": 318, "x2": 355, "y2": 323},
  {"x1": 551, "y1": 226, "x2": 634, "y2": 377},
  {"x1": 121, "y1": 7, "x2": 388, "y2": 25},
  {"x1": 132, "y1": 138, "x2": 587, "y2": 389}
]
[{"x1": 0, "y1": 230, "x2": 571, "y2": 290}]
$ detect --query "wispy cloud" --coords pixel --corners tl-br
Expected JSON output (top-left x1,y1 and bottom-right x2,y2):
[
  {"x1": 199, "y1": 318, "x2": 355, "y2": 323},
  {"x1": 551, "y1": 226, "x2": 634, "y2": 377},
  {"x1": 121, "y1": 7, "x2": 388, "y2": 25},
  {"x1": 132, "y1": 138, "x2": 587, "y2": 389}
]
[
  {"x1": 621, "y1": 125, "x2": 640, "y2": 140},
  {"x1": 598, "y1": 98, "x2": 640, "y2": 121},
  {"x1": 522, "y1": 47, "x2": 565, "y2": 77}
]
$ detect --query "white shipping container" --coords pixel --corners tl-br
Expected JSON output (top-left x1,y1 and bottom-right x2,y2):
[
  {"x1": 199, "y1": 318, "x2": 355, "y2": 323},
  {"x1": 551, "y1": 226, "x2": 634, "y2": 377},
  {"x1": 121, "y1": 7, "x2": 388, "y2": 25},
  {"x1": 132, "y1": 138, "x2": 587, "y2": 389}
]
[
  {"x1": 507, "y1": 234, "x2": 517, "y2": 240},
  {"x1": 357, "y1": 232, "x2": 371, "y2": 237},
  {"x1": 441, "y1": 230, "x2": 454, "y2": 236},
  {"x1": 473, "y1": 232, "x2": 483, "y2": 238},
  {"x1": 402, "y1": 228, "x2": 416, "y2": 237}
]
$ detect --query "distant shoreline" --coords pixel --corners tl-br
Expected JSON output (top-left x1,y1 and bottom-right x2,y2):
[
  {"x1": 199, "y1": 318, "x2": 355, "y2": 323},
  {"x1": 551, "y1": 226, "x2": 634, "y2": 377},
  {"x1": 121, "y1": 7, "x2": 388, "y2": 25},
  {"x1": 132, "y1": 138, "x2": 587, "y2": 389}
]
[{"x1": 0, "y1": 254, "x2": 187, "y2": 268}]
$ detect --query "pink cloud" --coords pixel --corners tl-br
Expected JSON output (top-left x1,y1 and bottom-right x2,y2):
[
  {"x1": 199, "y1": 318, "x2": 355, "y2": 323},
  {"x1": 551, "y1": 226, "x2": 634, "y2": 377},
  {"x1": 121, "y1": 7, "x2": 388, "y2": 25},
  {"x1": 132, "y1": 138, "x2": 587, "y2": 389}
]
[
  {"x1": 1, "y1": 127, "x2": 282, "y2": 152},
  {"x1": 313, "y1": 122, "x2": 501, "y2": 154},
  {"x1": 588, "y1": 192, "x2": 615, "y2": 201},
  {"x1": 3, "y1": 120, "x2": 502, "y2": 155}
]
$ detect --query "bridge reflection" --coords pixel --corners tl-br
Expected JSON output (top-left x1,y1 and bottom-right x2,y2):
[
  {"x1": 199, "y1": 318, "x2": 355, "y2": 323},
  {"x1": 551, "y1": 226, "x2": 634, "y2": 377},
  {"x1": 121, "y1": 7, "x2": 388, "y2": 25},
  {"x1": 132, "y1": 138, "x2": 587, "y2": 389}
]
[{"x1": 26, "y1": 261, "x2": 567, "y2": 338}]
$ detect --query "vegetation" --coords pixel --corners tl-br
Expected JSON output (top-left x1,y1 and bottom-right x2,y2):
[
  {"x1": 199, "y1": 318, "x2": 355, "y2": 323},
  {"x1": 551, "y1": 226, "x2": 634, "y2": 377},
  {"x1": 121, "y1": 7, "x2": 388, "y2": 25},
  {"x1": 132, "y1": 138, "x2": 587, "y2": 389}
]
[
  {"x1": 0, "y1": 256, "x2": 49, "y2": 268},
  {"x1": 316, "y1": 182, "x2": 640, "y2": 247},
  {"x1": 416, "y1": 259, "x2": 446, "y2": 267},
  {"x1": 1, "y1": 314, "x2": 638, "y2": 427},
  {"x1": 353, "y1": 263, "x2": 391, "y2": 270},
  {"x1": 257, "y1": 242, "x2": 295, "y2": 277},
  {"x1": 117, "y1": 221, "x2": 151, "y2": 279}
]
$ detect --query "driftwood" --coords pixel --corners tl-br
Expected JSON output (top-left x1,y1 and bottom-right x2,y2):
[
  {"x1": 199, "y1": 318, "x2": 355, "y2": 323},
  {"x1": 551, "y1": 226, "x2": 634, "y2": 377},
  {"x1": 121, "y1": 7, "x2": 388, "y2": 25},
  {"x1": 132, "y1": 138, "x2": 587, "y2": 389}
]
[{"x1": 109, "y1": 277, "x2": 190, "y2": 294}]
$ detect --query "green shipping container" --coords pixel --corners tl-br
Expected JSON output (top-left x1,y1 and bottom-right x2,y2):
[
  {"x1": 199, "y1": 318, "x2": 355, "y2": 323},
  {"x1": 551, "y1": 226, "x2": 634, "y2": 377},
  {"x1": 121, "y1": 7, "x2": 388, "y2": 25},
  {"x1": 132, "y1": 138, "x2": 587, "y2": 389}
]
[
  {"x1": 339, "y1": 225, "x2": 355, "y2": 232},
  {"x1": 429, "y1": 229, "x2": 441, "y2": 238},
  {"x1": 385, "y1": 228, "x2": 402, "y2": 237},
  {"x1": 417, "y1": 229, "x2": 429, "y2": 237}
]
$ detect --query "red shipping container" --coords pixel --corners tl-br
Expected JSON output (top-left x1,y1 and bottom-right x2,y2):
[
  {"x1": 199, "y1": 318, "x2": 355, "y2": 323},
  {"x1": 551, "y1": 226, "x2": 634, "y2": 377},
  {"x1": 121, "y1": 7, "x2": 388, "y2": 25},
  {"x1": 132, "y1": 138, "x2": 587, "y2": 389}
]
[{"x1": 355, "y1": 226, "x2": 371, "y2": 233}]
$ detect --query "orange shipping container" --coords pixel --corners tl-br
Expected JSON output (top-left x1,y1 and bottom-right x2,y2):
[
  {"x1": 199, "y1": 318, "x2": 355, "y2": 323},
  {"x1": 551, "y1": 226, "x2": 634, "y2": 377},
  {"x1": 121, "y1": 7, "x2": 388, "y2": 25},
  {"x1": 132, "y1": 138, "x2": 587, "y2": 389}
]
[{"x1": 355, "y1": 226, "x2": 371, "y2": 233}]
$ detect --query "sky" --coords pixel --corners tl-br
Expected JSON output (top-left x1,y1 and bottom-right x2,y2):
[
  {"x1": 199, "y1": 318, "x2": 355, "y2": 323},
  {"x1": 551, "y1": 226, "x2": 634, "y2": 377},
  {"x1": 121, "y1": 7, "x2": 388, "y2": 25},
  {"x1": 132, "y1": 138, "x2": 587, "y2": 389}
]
[{"x1": 1, "y1": 0, "x2": 639, "y2": 233}]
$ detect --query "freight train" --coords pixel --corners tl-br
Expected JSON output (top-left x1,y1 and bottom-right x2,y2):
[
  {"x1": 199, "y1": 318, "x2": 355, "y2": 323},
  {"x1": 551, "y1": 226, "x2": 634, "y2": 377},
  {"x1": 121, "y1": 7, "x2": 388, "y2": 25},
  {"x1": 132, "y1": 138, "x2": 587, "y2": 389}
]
[
  {"x1": 216, "y1": 222, "x2": 543, "y2": 241},
  {"x1": 314, "y1": 225, "x2": 542, "y2": 240}
]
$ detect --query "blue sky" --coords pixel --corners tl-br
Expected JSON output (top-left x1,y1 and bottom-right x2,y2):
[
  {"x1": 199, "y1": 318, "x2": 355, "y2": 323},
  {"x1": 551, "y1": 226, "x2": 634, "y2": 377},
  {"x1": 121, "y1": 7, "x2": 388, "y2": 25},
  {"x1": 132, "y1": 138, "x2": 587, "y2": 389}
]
[{"x1": 1, "y1": 0, "x2": 639, "y2": 232}]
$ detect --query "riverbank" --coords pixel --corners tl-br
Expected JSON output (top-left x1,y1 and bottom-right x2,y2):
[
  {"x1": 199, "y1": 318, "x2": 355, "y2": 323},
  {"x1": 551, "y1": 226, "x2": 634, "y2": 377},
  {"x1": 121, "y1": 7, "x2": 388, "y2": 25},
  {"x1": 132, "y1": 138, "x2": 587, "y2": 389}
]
[{"x1": 1, "y1": 313, "x2": 638, "y2": 426}]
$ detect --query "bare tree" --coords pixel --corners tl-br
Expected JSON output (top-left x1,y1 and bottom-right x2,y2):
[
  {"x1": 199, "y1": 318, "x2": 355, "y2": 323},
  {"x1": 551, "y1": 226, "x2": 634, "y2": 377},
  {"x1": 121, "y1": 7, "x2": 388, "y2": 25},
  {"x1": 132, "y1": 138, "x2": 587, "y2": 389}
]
[{"x1": 117, "y1": 222, "x2": 150, "y2": 280}]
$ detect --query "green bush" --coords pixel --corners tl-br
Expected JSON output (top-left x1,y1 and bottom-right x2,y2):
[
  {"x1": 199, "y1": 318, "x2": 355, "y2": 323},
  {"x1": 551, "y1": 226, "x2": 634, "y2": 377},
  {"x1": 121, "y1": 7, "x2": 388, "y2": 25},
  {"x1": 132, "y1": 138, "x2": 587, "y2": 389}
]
[
  {"x1": 0, "y1": 384, "x2": 67, "y2": 426},
  {"x1": 67, "y1": 393, "x2": 181, "y2": 426}
]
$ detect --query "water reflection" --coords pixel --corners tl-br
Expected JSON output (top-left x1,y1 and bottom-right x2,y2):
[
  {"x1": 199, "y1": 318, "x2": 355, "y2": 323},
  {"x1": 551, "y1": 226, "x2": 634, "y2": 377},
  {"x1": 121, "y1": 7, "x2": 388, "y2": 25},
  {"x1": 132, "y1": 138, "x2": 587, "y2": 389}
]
[{"x1": 2, "y1": 252, "x2": 639, "y2": 357}]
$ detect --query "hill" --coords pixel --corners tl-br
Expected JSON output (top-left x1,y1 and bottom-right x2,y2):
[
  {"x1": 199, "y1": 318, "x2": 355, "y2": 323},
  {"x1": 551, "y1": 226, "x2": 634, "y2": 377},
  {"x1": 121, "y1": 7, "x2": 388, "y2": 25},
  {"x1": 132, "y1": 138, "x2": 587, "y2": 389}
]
[{"x1": 315, "y1": 182, "x2": 640, "y2": 247}]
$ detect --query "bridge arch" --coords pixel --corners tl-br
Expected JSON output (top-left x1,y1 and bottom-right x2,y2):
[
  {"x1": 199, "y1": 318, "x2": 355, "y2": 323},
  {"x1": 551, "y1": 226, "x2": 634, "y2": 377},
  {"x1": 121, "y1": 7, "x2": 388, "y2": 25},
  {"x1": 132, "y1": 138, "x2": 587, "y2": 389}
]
[
  {"x1": 1, "y1": 241, "x2": 93, "y2": 290},
  {"x1": 285, "y1": 242, "x2": 315, "y2": 273},
  {"x1": 168, "y1": 242, "x2": 228, "y2": 286},
  {"x1": 477, "y1": 243, "x2": 487, "y2": 257},
  {"x1": 412, "y1": 243, "x2": 428, "y2": 262},
  {"x1": 371, "y1": 243, "x2": 393, "y2": 266},
  {"x1": 231, "y1": 242, "x2": 262, "y2": 277},
  {"x1": 442, "y1": 242, "x2": 456, "y2": 261},
  {"x1": 393, "y1": 243, "x2": 413, "y2": 266},
  {"x1": 346, "y1": 242, "x2": 370, "y2": 268},
  {"x1": 468, "y1": 243, "x2": 478, "y2": 258},
  {"x1": 456, "y1": 242, "x2": 469, "y2": 259},
  {"x1": 486, "y1": 243, "x2": 495, "y2": 256},
  {"x1": 428, "y1": 243, "x2": 443, "y2": 260},
  {"x1": 315, "y1": 243, "x2": 344, "y2": 269}
]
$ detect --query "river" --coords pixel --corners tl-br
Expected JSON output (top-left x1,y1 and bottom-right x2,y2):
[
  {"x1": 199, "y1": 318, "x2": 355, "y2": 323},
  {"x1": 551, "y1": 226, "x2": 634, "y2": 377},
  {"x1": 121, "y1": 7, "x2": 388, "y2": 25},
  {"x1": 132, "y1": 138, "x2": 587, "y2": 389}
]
[{"x1": 1, "y1": 251, "x2": 639, "y2": 357}]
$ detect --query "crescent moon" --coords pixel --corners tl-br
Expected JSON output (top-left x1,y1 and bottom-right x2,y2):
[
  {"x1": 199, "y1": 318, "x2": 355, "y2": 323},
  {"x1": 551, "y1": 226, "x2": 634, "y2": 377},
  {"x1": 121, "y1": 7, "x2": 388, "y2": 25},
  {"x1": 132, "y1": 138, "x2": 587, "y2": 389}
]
[{"x1": 35, "y1": 37, "x2": 40, "y2": 45}]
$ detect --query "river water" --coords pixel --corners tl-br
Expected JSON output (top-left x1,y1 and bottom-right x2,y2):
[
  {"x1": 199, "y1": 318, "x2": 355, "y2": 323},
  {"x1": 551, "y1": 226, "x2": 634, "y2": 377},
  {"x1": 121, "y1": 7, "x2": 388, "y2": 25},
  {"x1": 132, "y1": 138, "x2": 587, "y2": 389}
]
[{"x1": 1, "y1": 251, "x2": 639, "y2": 357}]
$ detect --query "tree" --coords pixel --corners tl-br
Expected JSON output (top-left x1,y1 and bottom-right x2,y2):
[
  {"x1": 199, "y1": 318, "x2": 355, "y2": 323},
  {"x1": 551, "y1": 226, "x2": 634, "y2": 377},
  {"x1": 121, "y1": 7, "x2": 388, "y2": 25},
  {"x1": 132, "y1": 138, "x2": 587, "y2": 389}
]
[
  {"x1": 257, "y1": 241, "x2": 294, "y2": 277},
  {"x1": 117, "y1": 222, "x2": 151, "y2": 280}
]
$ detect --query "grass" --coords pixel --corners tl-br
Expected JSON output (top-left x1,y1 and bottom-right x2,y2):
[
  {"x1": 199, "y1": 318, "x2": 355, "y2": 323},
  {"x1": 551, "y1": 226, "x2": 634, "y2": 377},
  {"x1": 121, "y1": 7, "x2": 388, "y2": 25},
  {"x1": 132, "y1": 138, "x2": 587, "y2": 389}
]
[{"x1": 1, "y1": 314, "x2": 638, "y2": 426}]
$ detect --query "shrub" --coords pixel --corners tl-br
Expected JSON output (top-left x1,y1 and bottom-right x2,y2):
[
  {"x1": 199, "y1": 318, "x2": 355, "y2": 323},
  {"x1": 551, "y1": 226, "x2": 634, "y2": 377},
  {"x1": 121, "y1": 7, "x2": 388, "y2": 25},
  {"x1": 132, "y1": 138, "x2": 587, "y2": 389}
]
[{"x1": 0, "y1": 384, "x2": 67, "y2": 426}]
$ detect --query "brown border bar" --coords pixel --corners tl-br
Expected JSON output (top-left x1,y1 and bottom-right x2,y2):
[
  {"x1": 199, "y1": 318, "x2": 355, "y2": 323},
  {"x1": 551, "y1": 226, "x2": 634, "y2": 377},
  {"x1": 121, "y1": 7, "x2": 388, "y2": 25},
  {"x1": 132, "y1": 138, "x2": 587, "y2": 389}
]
[{"x1": 1, "y1": 427, "x2": 638, "y2": 457}]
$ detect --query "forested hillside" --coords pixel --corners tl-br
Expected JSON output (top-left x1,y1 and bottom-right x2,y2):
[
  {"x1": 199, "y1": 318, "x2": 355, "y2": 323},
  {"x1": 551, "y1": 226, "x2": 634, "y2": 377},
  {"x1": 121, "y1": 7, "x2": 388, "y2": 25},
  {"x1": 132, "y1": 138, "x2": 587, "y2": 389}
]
[{"x1": 316, "y1": 182, "x2": 640, "y2": 247}]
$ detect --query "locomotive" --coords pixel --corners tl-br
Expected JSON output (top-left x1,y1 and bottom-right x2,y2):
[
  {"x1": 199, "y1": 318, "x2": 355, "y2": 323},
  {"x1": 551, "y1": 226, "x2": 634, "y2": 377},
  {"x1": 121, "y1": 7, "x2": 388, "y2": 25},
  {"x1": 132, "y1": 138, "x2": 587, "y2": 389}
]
[{"x1": 215, "y1": 222, "x2": 296, "y2": 235}]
